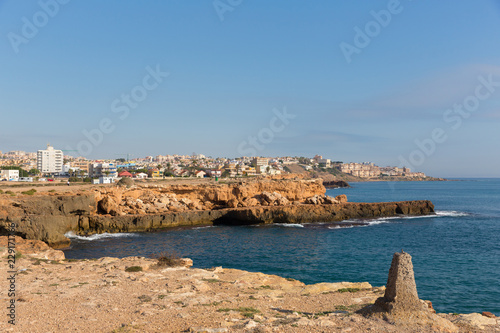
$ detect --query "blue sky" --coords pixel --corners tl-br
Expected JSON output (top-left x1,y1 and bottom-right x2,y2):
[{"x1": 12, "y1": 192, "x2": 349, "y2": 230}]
[{"x1": 1, "y1": 0, "x2": 499, "y2": 177}]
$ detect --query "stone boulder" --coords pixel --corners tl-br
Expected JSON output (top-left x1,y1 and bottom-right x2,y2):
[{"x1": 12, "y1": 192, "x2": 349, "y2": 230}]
[
  {"x1": 117, "y1": 177, "x2": 134, "y2": 188},
  {"x1": 335, "y1": 194, "x2": 347, "y2": 203},
  {"x1": 260, "y1": 191, "x2": 290, "y2": 206},
  {"x1": 324, "y1": 196, "x2": 339, "y2": 204},
  {"x1": 98, "y1": 196, "x2": 121, "y2": 216},
  {"x1": 305, "y1": 195, "x2": 324, "y2": 205},
  {"x1": 226, "y1": 198, "x2": 239, "y2": 208},
  {"x1": 451, "y1": 313, "x2": 497, "y2": 330}
]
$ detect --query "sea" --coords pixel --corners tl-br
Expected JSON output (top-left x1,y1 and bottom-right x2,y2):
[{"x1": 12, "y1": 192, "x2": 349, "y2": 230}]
[{"x1": 64, "y1": 179, "x2": 500, "y2": 316}]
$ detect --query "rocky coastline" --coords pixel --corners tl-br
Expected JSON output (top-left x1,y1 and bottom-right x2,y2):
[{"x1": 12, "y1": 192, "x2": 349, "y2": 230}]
[
  {"x1": 1, "y1": 177, "x2": 434, "y2": 248},
  {"x1": 0, "y1": 237, "x2": 497, "y2": 332}
]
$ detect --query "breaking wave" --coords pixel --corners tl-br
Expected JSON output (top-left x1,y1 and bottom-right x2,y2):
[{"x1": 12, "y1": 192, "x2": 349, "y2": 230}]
[
  {"x1": 277, "y1": 223, "x2": 305, "y2": 228},
  {"x1": 64, "y1": 231, "x2": 137, "y2": 241}
]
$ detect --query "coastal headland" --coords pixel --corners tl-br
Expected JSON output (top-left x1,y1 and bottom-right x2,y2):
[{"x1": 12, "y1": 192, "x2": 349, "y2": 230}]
[{"x1": 0, "y1": 177, "x2": 435, "y2": 248}]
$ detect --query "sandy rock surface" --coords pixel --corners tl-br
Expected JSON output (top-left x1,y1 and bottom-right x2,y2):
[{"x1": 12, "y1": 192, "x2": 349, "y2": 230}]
[{"x1": 1, "y1": 239, "x2": 498, "y2": 332}]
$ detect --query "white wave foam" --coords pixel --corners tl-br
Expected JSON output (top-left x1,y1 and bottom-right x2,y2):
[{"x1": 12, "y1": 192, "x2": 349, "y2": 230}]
[
  {"x1": 64, "y1": 231, "x2": 137, "y2": 241},
  {"x1": 278, "y1": 223, "x2": 304, "y2": 228},
  {"x1": 192, "y1": 226, "x2": 214, "y2": 230},
  {"x1": 367, "y1": 220, "x2": 391, "y2": 225},
  {"x1": 328, "y1": 225, "x2": 354, "y2": 229},
  {"x1": 435, "y1": 210, "x2": 470, "y2": 217}
]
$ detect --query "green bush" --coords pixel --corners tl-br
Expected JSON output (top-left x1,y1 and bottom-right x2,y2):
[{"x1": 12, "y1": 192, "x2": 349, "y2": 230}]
[
  {"x1": 337, "y1": 288, "x2": 360, "y2": 293},
  {"x1": 125, "y1": 266, "x2": 142, "y2": 272},
  {"x1": 21, "y1": 189, "x2": 37, "y2": 195}
]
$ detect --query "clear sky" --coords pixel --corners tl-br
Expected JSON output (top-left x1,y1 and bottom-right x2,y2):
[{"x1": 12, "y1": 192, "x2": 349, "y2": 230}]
[{"x1": 1, "y1": 0, "x2": 499, "y2": 177}]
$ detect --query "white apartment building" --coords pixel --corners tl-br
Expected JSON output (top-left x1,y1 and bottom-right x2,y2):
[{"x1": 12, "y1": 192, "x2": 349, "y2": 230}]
[
  {"x1": 89, "y1": 163, "x2": 117, "y2": 178},
  {"x1": 37, "y1": 145, "x2": 64, "y2": 175},
  {"x1": 0, "y1": 170, "x2": 19, "y2": 181}
]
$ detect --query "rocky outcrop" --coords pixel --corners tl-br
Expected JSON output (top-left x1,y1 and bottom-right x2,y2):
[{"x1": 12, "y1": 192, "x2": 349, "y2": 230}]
[
  {"x1": 1, "y1": 199, "x2": 435, "y2": 248},
  {"x1": 323, "y1": 180, "x2": 351, "y2": 188},
  {"x1": 94, "y1": 178, "x2": 326, "y2": 215},
  {"x1": 212, "y1": 200, "x2": 434, "y2": 225},
  {"x1": 0, "y1": 178, "x2": 435, "y2": 248},
  {"x1": 0, "y1": 194, "x2": 96, "y2": 248},
  {"x1": 359, "y1": 251, "x2": 458, "y2": 332},
  {"x1": 0, "y1": 236, "x2": 65, "y2": 260}
]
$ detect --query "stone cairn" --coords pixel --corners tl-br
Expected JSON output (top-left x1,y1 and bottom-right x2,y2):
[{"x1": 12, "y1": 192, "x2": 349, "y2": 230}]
[
  {"x1": 359, "y1": 251, "x2": 458, "y2": 331},
  {"x1": 375, "y1": 250, "x2": 424, "y2": 314}
]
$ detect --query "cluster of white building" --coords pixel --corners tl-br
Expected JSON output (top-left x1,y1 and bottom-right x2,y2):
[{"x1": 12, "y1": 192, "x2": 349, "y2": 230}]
[
  {"x1": 340, "y1": 163, "x2": 426, "y2": 178},
  {"x1": 0, "y1": 145, "x2": 64, "y2": 181}
]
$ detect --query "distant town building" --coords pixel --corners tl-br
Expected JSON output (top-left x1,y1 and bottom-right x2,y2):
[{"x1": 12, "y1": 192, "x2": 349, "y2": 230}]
[
  {"x1": 339, "y1": 162, "x2": 381, "y2": 178},
  {"x1": 194, "y1": 170, "x2": 206, "y2": 178},
  {"x1": 90, "y1": 163, "x2": 117, "y2": 178},
  {"x1": 0, "y1": 169, "x2": 19, "y2": 181},
  {"x1": 318, "y1": 158, "x2": 331, "y2": 167},
  {"x1": 118, "y1": 170, "x2": 133, "y2": 178},
  {"x1": 253, "y1": 157, "x2": 268, "y2": 174},
  {"x1": 148, "y1": 169, "x2": 162, "y2": 178},
  {"x1": 205, "y1": 169, "x2": 222, "y2": 178},
  {"x1": 98, "y1": 176, "x2": 115, "y2": 184},
  {"x1": 37, "y1": 145, "x2": 63, "y2": 175},
  {"x1": 70, "y1": 161, "x2": 90, "y2": 175}
]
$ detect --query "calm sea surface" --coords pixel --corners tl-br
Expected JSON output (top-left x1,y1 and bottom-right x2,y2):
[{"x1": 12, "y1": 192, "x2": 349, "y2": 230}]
[{"x1": 64, "y1": 179, "x2": 500, "y2": 315}]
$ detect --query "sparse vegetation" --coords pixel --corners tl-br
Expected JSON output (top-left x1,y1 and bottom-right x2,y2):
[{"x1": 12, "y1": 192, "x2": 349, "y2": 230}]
[
  {"x1": 335, "y1": 305, "x2": 349, "y2": 311},
  {"x1": 125, "y1": 266, "x2": 143, "y2": 272},
  {"x1": 138, "y1": 295, "x2": 152, "y2": 302},
  {"x1": 201, "y1": 301, "x2": 221, "y2": 307},
  {"x1": 21, "y1": 189, "x2": 37, "y2": 195},
  {"x1": 238, "y1": 307, "x2": 260, "y2": 318},
  {"x1": 217, "y1": 307, "x2": 260, "y2": 318},
  {"x1": 337, "y1": 288, "x2": 360, "y2": 293},
  {"x1": 151, "y1": 251, "x2": 183, "y2": 267}
]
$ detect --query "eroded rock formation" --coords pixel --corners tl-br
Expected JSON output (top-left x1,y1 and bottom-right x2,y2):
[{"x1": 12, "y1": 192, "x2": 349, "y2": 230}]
[{"x1": 0, "y1": 178, "x2": 435, "y2": 248}]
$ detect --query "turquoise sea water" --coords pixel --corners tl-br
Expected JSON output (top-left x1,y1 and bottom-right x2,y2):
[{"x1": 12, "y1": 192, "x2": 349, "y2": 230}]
[{"x1": 64, "y1": 179, "x2": 500, "y2": 315}]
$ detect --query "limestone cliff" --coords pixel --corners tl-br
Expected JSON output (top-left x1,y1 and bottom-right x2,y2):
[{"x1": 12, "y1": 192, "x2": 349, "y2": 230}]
[{"x1": 0, "y1": 178, "x2": 435, "y2": 248}]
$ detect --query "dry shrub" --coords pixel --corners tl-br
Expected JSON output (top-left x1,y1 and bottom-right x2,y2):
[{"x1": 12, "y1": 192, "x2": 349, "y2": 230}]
[{"x1": 151, "y1": 251, "x2": 183, "y2": 267}]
